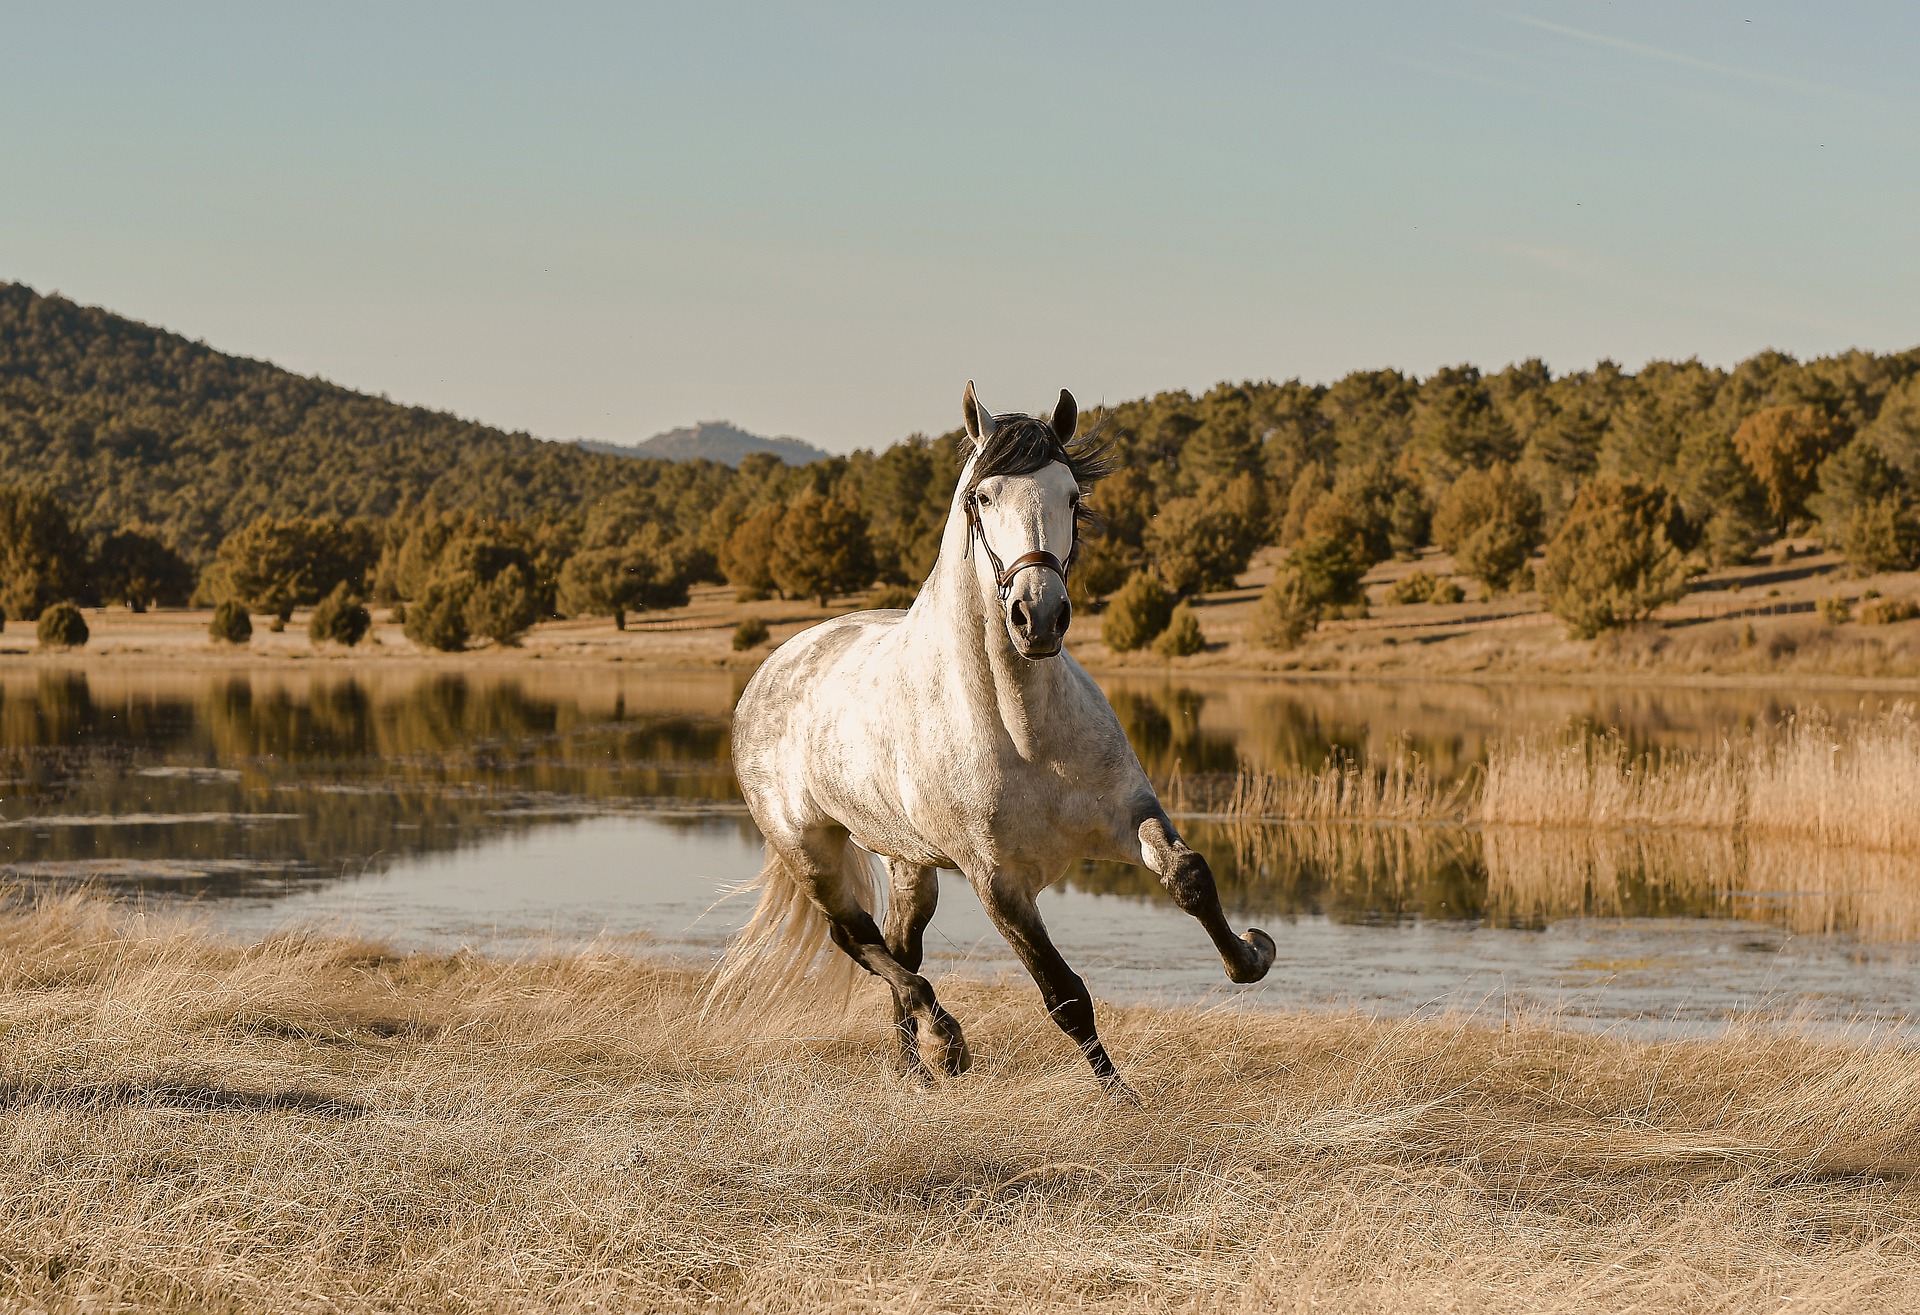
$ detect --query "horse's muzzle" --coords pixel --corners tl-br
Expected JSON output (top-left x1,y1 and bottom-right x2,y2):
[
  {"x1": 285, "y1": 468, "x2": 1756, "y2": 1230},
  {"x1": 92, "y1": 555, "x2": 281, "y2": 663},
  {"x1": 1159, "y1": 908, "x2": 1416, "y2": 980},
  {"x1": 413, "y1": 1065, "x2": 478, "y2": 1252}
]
[{"x1": 1007, "y1": 592, "x2": 1071, "y2": 659}]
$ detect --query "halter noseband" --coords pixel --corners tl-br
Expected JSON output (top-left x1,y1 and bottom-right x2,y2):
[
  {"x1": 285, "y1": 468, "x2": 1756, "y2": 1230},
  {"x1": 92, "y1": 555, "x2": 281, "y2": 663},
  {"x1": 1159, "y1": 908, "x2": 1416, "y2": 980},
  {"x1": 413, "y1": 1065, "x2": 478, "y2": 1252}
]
[{"x1": 965, "y1": 490, "x2": 1071, "y2": 602}]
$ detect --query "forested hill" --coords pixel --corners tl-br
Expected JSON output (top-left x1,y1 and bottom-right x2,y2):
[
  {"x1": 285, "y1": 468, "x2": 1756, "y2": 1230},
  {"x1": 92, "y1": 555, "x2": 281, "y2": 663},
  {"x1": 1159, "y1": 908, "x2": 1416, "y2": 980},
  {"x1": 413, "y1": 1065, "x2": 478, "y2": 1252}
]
[{"x1": 0, "y1": 281, "x2": 729, "y2": 558}]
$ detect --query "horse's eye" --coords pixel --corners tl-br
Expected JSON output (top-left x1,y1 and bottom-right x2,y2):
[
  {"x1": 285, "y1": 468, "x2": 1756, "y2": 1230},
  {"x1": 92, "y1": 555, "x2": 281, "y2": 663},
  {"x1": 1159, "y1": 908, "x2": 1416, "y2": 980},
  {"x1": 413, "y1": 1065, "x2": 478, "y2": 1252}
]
[{"x1": 976, "y1": 493, "x2": 990, "y2": 507}]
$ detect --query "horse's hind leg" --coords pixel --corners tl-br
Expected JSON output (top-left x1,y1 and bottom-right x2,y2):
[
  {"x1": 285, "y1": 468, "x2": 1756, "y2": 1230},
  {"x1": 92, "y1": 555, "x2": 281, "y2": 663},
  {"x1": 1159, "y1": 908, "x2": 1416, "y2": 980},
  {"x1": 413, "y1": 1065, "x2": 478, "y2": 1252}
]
[
  {"x1": 977, "y1": 875, "x2": 1128, "y2": 1095},
  {"x1": 881, "y1": 859, "x2": 940, "y2": 1076},
  {"x1": 792, "y1": 828, "x2": 970, "y2": 1076}
]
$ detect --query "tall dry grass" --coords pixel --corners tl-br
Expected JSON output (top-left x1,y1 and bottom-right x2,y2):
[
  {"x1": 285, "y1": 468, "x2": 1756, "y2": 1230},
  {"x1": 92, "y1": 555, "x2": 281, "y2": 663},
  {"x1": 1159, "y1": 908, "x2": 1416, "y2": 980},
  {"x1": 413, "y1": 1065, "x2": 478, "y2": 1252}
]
[
  {"x1": 1207, "y1": 705, "x2": 1920, "y2": 852},
  {"x1": 3, "y1": 896, "x2": 1920, "y2": 1312}
]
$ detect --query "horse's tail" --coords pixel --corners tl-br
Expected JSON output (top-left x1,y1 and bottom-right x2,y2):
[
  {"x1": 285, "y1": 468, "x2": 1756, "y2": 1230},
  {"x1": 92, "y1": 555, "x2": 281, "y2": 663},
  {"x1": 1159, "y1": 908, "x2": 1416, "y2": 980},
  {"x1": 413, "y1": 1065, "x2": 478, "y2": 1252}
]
[{"x1": 703, "y1": 838, "x2": 879, "y2": 1017}]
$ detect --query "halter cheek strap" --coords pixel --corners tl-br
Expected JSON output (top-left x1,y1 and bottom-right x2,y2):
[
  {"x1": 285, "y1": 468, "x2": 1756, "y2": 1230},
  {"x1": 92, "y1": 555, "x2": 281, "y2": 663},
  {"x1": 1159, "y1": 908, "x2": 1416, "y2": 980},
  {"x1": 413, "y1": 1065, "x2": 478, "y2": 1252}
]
[{"x1": 965, "y1": 493, "x2": 1071, "y2": 602}]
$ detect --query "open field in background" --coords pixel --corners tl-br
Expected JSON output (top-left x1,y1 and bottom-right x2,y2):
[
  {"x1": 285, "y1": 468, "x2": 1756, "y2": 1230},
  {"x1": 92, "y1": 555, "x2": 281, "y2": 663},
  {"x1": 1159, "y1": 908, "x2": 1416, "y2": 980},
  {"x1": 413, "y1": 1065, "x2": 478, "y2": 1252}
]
[
  {"x1": 3, "y1": 896, "x2": 1919, "y2": 1314},
  {"x1": 10, "y1": 539, "x2": 1920, "y2": 684}
]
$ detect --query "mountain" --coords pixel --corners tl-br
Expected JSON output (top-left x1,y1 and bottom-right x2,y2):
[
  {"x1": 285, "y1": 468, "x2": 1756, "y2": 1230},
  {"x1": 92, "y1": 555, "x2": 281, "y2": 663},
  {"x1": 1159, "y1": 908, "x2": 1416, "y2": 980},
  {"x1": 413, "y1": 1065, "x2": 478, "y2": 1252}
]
[
  {"x1": 577, "y1": 421, "x2": 830, "y2": 468},
  {"x1": 0, "y1": 282, "x2": 741, "y2": 558}
]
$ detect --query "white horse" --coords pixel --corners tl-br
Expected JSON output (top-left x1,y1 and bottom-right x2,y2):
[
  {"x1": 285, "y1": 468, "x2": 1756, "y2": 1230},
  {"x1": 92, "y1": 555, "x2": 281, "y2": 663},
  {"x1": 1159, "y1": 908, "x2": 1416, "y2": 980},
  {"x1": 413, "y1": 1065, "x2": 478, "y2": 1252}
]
[{"x1": 717, "y1": 382, "x2": 1275, "y2": 1091}]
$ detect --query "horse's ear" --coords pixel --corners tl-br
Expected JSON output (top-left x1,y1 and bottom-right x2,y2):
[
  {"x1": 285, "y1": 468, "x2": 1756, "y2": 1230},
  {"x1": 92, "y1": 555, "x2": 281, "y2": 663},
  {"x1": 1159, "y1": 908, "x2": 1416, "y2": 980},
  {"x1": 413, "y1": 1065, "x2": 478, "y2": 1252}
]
[
  {"x1": 962, "y1": 380, "x2": 996, "y2": 449},
  {"x1": 1051, "y1": 389, "x2": 1077, "y2": 442}
]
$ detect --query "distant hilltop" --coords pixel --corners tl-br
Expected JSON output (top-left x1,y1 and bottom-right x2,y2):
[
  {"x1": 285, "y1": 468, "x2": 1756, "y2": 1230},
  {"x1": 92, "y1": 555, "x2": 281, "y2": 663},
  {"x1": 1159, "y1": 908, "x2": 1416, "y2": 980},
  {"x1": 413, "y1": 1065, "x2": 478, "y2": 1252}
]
[{"x1": 577, "y1": 421, "x2": 831, "y2": 468}]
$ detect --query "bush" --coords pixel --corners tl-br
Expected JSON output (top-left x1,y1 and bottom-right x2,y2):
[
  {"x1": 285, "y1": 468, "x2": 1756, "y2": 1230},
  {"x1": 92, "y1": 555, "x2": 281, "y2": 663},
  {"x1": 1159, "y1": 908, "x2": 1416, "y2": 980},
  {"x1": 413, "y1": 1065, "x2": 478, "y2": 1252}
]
[
  {"x1": 1858, "y1": 596, "x2": 1919, "y2": 625},
  {"x1": 1818, "y1": 594, "x2": 1852, "y2": 625},
  {"x1": 1152, "y1": 603, "x2": 1207, "y2": 657},
  {"x1": 1384, "y1": 571, "x2": 1437, "y2": 605},
  {"x1": 36, "y1": 601, "x2": 88, "y2": 649},
  {"x1": 307, "y1": 584, "x2": 372, "y2": 647},
  {"x1": 1252, "y1": 566, "x2": 1317, "y2": 650},
  {"x1": 209, "y1": 600, "x2": 253, "y2": 645},
  {"x1": 1101, "y1": 571, "x2": 1175, "y2": 652},
  {"x1": 1537, "y1": 477, "x2": 1688, "y2": 639},
  {"x1": 1430, "y1": 578, "x2": 1465, "y2": 604},
  {"x1": 867, "y1": 584, "x2": 917, "y2": 611},
  {"x1": 732, "y1": 618, "x2": 771, "y2": 651},
  {"x1": 403, "y1": 576, "x2": 472, "y2": 652},
  {"x1": 467, "y1": 564, "x2": 540, "y2": 646},
  {"x1": 1432, "y1": 464, "x2": 1543, "y2": 593}
]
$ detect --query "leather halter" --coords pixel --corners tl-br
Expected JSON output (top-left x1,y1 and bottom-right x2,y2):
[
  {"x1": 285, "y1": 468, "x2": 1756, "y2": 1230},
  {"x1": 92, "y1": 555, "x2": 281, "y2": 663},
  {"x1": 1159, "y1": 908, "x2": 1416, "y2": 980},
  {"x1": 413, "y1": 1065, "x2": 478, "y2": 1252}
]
[{"x1": 965, "y1": 491, "x2": 1071, "y2": 602}]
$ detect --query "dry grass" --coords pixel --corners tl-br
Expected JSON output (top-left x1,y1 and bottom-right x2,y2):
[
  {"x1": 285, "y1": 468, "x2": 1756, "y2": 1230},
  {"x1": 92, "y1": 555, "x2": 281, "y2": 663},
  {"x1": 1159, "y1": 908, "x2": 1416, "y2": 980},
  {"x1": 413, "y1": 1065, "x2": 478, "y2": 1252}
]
[
  {"x1": 1203, "y1": 705, "x2": 1920, "y2": 850},
  {"x1": 3, "y1": 898, "x2": 1920, "y2": 1311},
  {"x1": 1483, "y1": 705, "x2": 1920, "y2": 850}
]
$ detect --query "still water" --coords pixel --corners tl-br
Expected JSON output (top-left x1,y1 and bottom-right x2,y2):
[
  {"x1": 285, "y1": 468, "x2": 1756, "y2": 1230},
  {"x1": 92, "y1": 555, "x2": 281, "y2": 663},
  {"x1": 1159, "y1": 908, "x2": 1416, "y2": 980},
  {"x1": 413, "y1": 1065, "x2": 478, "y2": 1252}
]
[{"x1": 4, "y1": 666, "x2": 1918, "y2": 1033}]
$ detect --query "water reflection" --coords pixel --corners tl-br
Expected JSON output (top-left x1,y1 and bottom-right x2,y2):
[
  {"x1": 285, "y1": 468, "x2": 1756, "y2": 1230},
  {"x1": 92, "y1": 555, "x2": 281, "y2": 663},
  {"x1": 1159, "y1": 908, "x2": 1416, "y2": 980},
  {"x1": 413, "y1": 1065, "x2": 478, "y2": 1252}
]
[{"x1": 3, "y1": 667, "x2": 1915, "y2": 941}]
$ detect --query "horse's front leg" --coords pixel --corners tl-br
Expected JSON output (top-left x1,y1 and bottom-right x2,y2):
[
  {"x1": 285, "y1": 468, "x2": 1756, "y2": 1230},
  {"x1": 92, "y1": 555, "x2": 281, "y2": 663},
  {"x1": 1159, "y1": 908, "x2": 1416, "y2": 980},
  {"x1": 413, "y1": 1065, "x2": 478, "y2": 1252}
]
[
  {"x1": 977, "y1": 875, "x2": 1131, "y2": 1096},
  {"x1": 1135, "y1": 812, "x2": 1276, "y2": 984}
]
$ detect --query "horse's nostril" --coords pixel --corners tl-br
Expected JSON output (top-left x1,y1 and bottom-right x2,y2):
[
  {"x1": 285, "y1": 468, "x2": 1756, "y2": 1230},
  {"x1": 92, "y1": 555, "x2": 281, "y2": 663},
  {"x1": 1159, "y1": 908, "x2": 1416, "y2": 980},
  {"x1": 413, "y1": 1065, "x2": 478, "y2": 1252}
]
[{"x1": 1010, "y1": 600, "x2": 1031, "y2": 631}]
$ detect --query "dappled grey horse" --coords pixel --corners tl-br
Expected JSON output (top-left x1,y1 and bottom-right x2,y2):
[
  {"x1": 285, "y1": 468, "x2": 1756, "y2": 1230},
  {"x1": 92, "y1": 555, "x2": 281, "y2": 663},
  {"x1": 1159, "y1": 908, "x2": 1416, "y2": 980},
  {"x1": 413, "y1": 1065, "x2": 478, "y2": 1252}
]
[{"x1": 716, "y1": 382, "x2": 1274, "y2": 1091}]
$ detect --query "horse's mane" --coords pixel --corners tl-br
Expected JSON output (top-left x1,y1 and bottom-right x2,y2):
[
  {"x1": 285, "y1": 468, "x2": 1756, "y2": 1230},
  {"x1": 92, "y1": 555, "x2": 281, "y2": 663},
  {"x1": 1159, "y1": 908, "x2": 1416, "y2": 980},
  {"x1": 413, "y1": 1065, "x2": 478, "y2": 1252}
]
[{"x1": 962, "y1": 413, "x2": 1120, "y2": 566}]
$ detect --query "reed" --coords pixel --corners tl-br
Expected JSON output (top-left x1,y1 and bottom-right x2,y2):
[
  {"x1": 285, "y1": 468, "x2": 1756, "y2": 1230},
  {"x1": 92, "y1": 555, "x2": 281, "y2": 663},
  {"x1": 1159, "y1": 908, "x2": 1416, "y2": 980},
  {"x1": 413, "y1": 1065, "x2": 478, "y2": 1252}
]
[
  {"x1": 1201, "y1": 705, "x2": 1920, "y2": 853},
  {"x1": 4, "y1": 895, "x2": 1920, "y2": 1312}
]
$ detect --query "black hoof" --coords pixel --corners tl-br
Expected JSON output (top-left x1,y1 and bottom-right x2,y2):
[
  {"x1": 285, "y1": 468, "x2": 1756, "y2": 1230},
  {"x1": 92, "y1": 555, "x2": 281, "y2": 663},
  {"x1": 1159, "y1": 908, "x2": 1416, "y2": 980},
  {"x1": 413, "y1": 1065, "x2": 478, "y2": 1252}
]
[
  {"x1": 931, "y1": 1009, "x2": 971, "y2": 1076},
  {"x1": 1225, "y1": 927, "x2": 1276, "y2": 984}
]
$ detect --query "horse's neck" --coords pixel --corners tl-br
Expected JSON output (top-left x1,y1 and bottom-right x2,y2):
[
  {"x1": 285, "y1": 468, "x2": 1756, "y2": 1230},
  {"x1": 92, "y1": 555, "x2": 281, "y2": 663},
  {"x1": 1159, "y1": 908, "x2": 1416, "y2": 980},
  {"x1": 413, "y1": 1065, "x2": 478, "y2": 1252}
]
[{"x1": 904, "y1": 491, "x2": 1069, "y2": 756}]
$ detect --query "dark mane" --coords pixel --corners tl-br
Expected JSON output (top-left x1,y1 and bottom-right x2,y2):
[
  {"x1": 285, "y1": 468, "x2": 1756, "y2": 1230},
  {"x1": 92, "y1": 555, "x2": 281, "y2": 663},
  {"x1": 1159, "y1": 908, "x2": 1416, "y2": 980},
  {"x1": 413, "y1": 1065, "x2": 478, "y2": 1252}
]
[
  {"x1": 965, "y1": 413, "x2": 1120, "y2": 563},
  {"x1": 966, "y1": 413, "x2": 1120, "y2": 492}
]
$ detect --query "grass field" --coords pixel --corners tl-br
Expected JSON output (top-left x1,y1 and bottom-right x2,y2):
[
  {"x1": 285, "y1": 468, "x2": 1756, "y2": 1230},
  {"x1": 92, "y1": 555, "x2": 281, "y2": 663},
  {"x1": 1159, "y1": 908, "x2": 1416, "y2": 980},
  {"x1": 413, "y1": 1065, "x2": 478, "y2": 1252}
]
[{"x1": 3, "y1": 897, "x2": 1918, "y2": 1312}]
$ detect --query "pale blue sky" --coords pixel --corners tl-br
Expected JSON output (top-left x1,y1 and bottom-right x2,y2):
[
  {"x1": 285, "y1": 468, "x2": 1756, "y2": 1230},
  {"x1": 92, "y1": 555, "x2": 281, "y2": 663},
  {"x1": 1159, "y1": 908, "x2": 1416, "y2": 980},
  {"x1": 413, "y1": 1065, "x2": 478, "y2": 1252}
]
[{"x1": 3, "y1": 2, "x2": 1915, "y2": 452}]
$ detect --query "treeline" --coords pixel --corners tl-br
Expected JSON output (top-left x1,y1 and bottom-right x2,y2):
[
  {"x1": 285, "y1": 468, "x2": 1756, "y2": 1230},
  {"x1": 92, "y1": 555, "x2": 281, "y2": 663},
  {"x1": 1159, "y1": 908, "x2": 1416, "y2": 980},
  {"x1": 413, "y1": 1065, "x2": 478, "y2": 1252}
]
[{"x1": 7, "y1": 282, "x2": 1920, "y2": 649}]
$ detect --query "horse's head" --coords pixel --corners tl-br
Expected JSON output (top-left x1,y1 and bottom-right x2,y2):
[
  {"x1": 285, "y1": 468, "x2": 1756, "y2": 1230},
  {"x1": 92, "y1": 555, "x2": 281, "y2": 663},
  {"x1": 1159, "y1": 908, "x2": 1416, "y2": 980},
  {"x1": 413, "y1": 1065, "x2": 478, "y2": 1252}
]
[{"x1": 959, "y1": 381, "x2": 1114, "y2": 660}]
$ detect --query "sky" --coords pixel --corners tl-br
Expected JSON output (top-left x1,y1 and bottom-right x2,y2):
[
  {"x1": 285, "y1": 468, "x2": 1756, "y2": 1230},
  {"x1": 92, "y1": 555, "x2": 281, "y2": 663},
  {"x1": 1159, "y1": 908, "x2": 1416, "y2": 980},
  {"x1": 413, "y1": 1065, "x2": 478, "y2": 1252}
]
[{"x1": 2, "y1": 2, "x2": 1916, "y2": 453}]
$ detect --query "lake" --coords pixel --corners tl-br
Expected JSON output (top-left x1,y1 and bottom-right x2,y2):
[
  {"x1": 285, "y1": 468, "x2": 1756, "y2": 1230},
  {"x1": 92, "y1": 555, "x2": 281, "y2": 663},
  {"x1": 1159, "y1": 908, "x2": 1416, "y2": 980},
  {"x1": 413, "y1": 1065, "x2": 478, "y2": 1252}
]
[{"x1": 4, "y1": 664, "x2": 1918, "y2": 1034}]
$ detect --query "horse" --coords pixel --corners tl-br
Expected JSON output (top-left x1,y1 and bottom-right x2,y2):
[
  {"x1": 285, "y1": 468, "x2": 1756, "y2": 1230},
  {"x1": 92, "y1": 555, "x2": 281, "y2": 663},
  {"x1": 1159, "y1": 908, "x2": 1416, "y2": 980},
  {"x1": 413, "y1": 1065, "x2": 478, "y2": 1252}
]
[{"x1": 715, "y1": 381, "x2": 1275, "y2": 1092}]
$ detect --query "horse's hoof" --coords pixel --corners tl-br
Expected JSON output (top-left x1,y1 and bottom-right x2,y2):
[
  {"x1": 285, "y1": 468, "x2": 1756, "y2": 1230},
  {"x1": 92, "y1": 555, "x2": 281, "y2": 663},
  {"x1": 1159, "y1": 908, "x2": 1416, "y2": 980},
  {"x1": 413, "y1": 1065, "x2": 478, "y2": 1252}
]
[
  {"x1": 1101, "y1": 1075, "x2": 1143, "y2": 1106},
  {"x1": 1225, "y1": 927, "x2": 1276, "y2": 984},
  {"x1": 942, "y1": 1034, "x2": 972, "y2": 1077}
]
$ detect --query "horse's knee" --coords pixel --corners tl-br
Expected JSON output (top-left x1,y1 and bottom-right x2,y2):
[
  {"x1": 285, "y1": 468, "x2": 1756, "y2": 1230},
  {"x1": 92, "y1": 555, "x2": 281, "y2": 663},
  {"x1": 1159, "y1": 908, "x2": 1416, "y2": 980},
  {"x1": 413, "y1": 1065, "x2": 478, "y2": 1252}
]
[{"x1": 1161, "y1": 848, "x2": 1220, "y2": 916}]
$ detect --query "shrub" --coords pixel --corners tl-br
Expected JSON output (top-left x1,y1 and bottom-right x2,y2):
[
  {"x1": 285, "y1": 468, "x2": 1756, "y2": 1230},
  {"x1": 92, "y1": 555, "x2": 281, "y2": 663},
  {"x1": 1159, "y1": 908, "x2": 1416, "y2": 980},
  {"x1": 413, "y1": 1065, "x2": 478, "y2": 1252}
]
[
  {"x1": 1384, "y1": 571, "x2": 1437, "y2": 605},
  {"x1": 1430, "y1": 578, "x2": 1465, "y2": 604},
  {"x1": 1818, "y1": 594, "x2": 1852, "y2": 625},
  {"x1": 867, "y1": 584, "x2": 917, "y2": 611},
  {"x1": 36, "y1": 601, "x2": 88, "y2": 649},
  {"x1": 1432, "y1": 464, "x2": 1543, "y2": 593},
  {"x1": 1252, "y1": 565, "x2": 1318, "y2": 650},
  {"x1": 209, "y1": 600, "x2": 253, "y2": 645},
  {"x1": 307, "y1": 584, "x2": 372, "y2": 647},
  {"x1": 1858, "y1": 596, "x2": 1919, "y2": 625},
  {"x1": 1101, "y1": 571, "x2": 1175, "y2": 652},
  {"x1": 467, "y1": 564, "x2": 540, "y2": 646},
  {"x1": 1152, "y1": 604, "x2": 1207, "y2": 657},
  {"x1": 403, "y1": 576, "x2": 472, "y2": 652},
  {"x1": 1537, "y1": 477, "x2": 1688, "y2": 639},
  {"x1": 732, "y1": 618, "x2": 771, "y2": 651}
]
